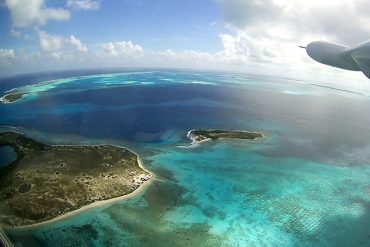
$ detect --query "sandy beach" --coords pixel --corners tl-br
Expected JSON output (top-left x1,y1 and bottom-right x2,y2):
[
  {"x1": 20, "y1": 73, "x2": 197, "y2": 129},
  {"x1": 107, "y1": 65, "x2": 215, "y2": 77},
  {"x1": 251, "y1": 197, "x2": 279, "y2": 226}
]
[{"x1": 0, "y1": 96, "x2": 9, "y2": 104}]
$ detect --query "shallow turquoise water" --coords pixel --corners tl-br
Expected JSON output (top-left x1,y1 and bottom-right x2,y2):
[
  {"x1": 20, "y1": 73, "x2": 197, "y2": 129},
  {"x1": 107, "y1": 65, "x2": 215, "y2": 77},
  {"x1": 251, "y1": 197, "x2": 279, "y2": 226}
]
[
  {"x1": 2, "y1": 71, "x2": 370, "y2": 246},
  {"x1": 10, "y1": 138, "x2": 370, "y2": 246}
]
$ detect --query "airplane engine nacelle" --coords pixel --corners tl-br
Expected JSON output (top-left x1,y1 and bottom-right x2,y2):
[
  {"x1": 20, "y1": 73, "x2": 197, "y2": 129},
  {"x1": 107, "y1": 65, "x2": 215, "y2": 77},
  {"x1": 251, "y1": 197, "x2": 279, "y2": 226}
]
[{"x1": 306, "y1": 41, "x2": 359, "y2": 71}]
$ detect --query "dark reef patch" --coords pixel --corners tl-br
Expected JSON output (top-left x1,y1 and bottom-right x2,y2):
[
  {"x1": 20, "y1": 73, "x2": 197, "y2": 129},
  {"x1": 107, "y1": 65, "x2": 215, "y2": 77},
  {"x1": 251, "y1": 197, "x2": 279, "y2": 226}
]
[{"x1": 18, "y1": 183, "x2": 31, "y2": 193}]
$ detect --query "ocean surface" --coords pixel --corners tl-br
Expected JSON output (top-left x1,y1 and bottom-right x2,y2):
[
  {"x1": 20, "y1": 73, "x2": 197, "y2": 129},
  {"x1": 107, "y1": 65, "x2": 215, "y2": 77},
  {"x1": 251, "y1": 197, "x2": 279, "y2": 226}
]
[
  {"x1": 1, "y1": 70, "x2": 370, "y2": 246},
  {"x1": 0, "y1": 146, "x2": 16, "y2": 168}
]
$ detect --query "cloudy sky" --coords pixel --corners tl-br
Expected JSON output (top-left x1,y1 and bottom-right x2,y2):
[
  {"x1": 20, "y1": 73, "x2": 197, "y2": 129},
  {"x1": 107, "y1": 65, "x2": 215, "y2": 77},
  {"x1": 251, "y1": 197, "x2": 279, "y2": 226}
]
[{"x1": 0, "y1": 0, "x2": 369, "y2": 83}]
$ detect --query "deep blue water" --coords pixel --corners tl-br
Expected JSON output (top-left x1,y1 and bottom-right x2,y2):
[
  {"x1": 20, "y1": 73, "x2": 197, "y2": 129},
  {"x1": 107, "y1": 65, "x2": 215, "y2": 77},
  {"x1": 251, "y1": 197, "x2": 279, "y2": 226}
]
[
  {"x1": 1, "y1": 70, "x2": 370, "y2": 246},
  {"x1": 0, "y1": 146, "x2": 17, "y2": 168}
]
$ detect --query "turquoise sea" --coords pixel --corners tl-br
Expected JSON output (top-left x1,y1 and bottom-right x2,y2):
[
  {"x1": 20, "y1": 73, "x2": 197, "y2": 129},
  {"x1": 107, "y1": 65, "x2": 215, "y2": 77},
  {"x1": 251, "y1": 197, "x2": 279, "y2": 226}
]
[{"x1": 1, "y1": 70, "x2": 370, "y2": 246}]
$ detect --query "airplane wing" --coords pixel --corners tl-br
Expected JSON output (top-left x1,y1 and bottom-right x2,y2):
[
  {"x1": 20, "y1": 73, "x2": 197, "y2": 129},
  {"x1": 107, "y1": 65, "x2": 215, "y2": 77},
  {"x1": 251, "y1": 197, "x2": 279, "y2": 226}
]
[{"x1": 345, "y1": 41, "x2": 370, "y2": 79}]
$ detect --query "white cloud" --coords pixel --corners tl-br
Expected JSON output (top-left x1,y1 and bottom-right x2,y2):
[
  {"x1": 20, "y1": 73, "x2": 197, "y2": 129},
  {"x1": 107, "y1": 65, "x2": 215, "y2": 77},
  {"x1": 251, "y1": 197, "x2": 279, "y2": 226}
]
[
  {"x1": 11, "y1": 29, "x2": 30, "y2": 40},
  {"x1": 3, "y1": 35, "x2": 366, "y2": 85},
  {"x1": 39, "y1": 32, "x2": 64, "y2": 52},
  {"x1": 211, "y1": 0, "x2": 370, "y2": 82},
  {"x1": 217, "y1": 0, "x2": 370, "y2": 45},
  {"x1": 0, "y1": 49, "x2": 15, "y2": 66},
  {"x1": 69, "y1": 35, "x2": 88, "y2": 52},
  {"x1": 149, "y1": 33, "x2": 293, "y2": 68},
  {"x1": 102, "y1": 41, "x2": 143, "y2": 57},
  {"x1": 151, "y1": 49, "x2": 215, "y2": 65},
  {"x1": 67, "y1": 0, "x2": 100, "y2": 11},
  {"x1": 4, "y1": 0, "x2": 70, "y2": 28},
  {"x1": 218, "y1": 33, "x2": 250, "y2": 63},
  {"x1": 39, "y1": 31, "x2": 88, "y2": 58},
  {"x1": 218, "y1": 32, "x2": 303, "y2": 65}
]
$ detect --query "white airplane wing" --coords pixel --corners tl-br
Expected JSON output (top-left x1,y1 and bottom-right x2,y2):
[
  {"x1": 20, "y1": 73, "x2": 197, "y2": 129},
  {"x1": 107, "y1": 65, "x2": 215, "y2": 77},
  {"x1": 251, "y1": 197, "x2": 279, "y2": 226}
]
[
  {"x1": 304, "y1": 40, "x2": 370, "y2": 79},
  {"x1": 346, "y1": 41, "x2": 370, "y2": 79}
]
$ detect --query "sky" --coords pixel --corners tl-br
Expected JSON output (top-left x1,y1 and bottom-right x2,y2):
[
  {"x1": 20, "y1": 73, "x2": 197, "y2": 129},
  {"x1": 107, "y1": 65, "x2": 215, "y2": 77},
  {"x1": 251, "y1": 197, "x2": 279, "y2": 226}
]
[{"x1": 0, "y1": 0, "x2": 369, "y2": 84}]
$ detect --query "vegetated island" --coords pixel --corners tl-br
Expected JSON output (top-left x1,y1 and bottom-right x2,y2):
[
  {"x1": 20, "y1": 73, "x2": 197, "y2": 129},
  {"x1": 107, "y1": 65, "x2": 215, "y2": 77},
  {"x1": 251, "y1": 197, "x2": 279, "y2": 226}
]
[
  {"x1": 187, "y1": 129, "x2": 264, "y2": 145},
  {"x1": 0, "y1": 93, "x2": 26, "y2": 104},
  {"x1": 0, "y1": 132, "x2": 152, "y2": 228}
]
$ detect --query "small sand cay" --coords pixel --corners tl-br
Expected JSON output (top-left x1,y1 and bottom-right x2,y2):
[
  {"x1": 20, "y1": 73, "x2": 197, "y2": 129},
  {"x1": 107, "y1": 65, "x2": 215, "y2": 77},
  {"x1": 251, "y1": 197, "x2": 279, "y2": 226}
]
[
  {"x1": 0, "y1": 132, "x2": 153, "y2": 228},
  {"x1": 187, "y1": 129, "x2": 264, "y2": 145}
]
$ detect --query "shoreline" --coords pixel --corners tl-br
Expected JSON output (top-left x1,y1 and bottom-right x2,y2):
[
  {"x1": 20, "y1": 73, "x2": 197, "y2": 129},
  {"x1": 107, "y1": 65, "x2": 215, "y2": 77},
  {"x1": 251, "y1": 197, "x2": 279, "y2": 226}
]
[
  {"x1": 186, "y1": 130, "x2": 211, "y2": 147},
  {"x1": 7, "y1": 129, "x2": 263, "y2": 230},
  {"x1": 0, "y1": 93, "x2": 25, "y2": 104},
  {"x1": 0, "y1": 96, "x2": 10, "y2": 104},
  {"x1": 8, "y1": 152, "x2": 154, "y2": 231}
]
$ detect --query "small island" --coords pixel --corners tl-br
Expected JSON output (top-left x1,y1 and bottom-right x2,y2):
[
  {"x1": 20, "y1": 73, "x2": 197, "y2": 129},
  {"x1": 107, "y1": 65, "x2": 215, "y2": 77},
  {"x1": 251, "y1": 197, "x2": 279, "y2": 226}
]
[
  {"x1": 0, "y1": 93, "x2": 26, "y2": 104},
  {"x1": 187, "y1": 129, "x2": 264, "y2": 144},
  {"x1": 0, "y1": 132, "x2": 152, "y2": 227}
]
